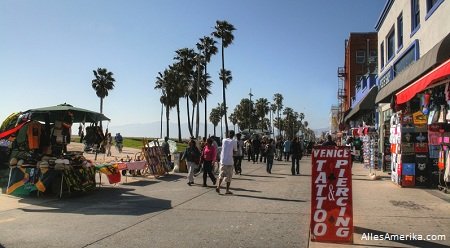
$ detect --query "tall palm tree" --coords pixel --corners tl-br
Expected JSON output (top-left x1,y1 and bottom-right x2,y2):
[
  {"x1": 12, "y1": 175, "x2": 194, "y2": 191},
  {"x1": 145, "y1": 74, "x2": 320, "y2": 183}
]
[
  {"x1": 283, "y1": 107, "x2": 294, "y2": 138},
  {"x1": 174, "y1": 48, "x2": 196, "y2": 138},
  {"x1": 212, "y1": 20, "x2": 236, "y2": 135},
  {"x1": 270, "y1": 103, "x2": 277, "y2": 137},
  {"x1": 91, "y1": 68, "x2": 115, "y2": 127},
  {"x1": 209, "y1": 107, "x2": 221, "y2": 137},
  {"x1": 197, "y1": 36, "x2": 218, "y2": 138},
  {"x1": 273, "y1": 93, "x2": 284, "y2": 137},
  {"x1": 229, "y1": 112, "x2": 238, "y2": 132},
  {"x1": 255, "y1": 98, "x2": 270, "y2": 132},
  {"x1": 155, "y1": 69, "x2": 177, "y2": 138}
]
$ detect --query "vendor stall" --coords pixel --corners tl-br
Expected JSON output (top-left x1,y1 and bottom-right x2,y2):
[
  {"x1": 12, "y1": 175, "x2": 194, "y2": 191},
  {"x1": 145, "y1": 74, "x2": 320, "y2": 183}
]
[{"x1": 0, "y1": 103, "x2": 109, "y2": 197}]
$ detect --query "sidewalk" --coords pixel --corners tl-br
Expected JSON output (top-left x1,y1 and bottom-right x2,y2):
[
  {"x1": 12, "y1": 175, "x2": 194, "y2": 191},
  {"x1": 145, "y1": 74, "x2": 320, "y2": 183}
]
[{"x1": 309, "y1": 162, "x2": 450, "y2": 248}]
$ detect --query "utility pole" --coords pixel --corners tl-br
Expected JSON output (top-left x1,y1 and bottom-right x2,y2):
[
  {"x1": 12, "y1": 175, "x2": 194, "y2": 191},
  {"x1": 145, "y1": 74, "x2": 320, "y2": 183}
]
[{"x1": 249, "y1": 88, "x2": 253, "y2": 136}]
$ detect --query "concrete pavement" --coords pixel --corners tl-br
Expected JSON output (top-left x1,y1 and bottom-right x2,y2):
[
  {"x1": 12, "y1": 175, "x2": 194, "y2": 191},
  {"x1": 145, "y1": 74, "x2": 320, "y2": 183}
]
[{"x1": 1, "y1": 150, "x2": 450, "y2": 247}]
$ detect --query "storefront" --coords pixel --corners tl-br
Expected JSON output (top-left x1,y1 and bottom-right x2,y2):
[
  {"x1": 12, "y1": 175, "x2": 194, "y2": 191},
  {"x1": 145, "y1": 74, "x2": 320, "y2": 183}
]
[{"x1": 375, "y1": 33, "x2": 450, "y2": 189}]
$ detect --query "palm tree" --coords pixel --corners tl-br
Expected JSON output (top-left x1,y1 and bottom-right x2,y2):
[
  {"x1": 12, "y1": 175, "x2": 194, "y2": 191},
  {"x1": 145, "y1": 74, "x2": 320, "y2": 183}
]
[
  {"x1": 212, "y1": 20, "x2": 236, "y2": 135},
  {"x1": 273, "y1": 93, "x2": 284, "y2": 137},
  {"x1": 91, "y1": 68, "x2": 115, "y2": 127},
  {"x1": 255, "y1": 98, "x2": 270, "y2": 132},
  {"x1": 209, "y1": 107, "x2": 221, "y2": 137},
  {"x1": 229, "y1": 112, "x2": 238, "y2": 132},
  {"x1": 155, "y1": 69, "x2": 177, "y2": 138},
  {"x1": 197, "y1": 36, "x2": 218, "y2": 138},
  {"x1": 283, "y1": 107, "x2": 294, "y2": 138},
  {"x1": 270, "y1": 103, "x2": 277, "y2": 137},
  {"x1": 174, "y1": 48, "x2": 196, "y2": 138}
]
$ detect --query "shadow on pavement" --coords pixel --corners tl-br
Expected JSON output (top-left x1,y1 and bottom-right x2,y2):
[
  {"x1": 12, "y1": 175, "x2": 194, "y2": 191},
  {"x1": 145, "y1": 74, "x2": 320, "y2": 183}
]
[
  {"x1": 121, "y1": 180, "x2": 160, "y2": 187},
  {"x1": 242, "y1": 174, "x2": 285, "y2": 179},
  {"x1": 232, "y1": 187, "x2": 262, "y2": 193},
  {"x1": 18, "y1": 187, "x2": 172, "y2": 216},
  {"x1": 156, "y1": 174, "x2": 184, "y2": 182},
  {"x1": 354, "y1": 226, "x2": 449, "y2": 248},
  {"x1": 232, "y1": 177, "x2": 255, "y2": 181},
  {"x1": 233, "y1": 194, "x2": 305, "y2": 202}
]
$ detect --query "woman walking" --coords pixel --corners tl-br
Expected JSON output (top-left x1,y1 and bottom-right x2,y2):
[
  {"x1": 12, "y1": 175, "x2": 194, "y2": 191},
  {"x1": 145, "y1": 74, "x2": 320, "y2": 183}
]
[
  {"x1": 182, "y1": 139, "x2": 201, "y2": 186},
  {"x1": 200, "y1": 137, "x2": 217, "y2": 187}
]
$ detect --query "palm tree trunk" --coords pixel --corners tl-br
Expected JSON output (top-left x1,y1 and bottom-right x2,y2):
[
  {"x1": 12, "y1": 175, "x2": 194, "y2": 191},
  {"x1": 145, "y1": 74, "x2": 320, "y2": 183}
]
[
  {"x1": 160, "y1": 102, "x2": 163, "y2": 139},
  {"x1": 214, "y1": 125, "x2": 217, "y2": 136},
  {"x1": 204, "y1": 98, "x2": 208, "y2": 138},
  {"x1": 204, "y1": 65, "x2": 208, "y2": 138},
  {"x1": 177, "y1": 102, "x2": 182, "y2": 142},
  {"x1": 186, "y1": 98, "x2": 193, "y2": 137},
  {"x1": 100, "y1": 97, "x2": 104, "y2": 128},
  {"x1": 221, "y1": 44, "x2": 229, "y2": 135},
  {"x1": 166, "y1": 105, "x2": 170, "y2": 139},
  {"x1": 190, "y1": 102, "x2": 195, "y2": 137},
  {"x1": 196, "y1": 99, "x2": 200, "y2": 138}
]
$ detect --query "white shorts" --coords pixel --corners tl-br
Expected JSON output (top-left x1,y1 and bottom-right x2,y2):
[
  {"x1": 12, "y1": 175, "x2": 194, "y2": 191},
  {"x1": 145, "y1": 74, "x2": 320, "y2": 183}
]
[{"x1": 218, "y1": 164, "x2": 233, "y2": 182}]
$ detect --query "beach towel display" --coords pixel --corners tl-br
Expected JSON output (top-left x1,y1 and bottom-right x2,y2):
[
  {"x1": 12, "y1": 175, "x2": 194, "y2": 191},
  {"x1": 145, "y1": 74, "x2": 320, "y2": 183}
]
[{"x1": 141, "y1": 139, "x2": 170, "y2": 177}]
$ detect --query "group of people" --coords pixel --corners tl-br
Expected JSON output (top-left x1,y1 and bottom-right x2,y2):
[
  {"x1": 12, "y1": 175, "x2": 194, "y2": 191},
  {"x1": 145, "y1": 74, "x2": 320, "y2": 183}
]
[
  {"x1": 182, "y1": 131, "x2": 244, "y2": 195},
  {"x1": 103, "y1": 132, "x2": 123, "y2": 156}
]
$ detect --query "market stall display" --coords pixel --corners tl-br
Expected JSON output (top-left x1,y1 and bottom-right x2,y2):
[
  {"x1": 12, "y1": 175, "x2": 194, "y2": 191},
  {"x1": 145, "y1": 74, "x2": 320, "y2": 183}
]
[{"x1": 0, "y1": 103, "x2": 109, "y2": 197}]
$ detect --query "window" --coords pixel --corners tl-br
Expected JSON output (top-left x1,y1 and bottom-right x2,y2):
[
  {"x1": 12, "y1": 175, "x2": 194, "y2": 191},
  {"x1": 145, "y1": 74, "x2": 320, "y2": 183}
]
[
  {"x1": 387, "y1": 29, "x2": 395, "y2": 61},
  {"x1": 380, "y1": 42, "x2": 385, "y2": 68},
  {"x1": 356, "y1": 50, "x2": 365, "y2": 64},
  {"x1": 397, "y1": 14, "x2": 403, "y2": 49},
  {"x1": 426, "y1": 0, "x2": 443, "y2": 19},
  {"x1": 411, "y1": 0, "x2": 420, "y2": 34}
]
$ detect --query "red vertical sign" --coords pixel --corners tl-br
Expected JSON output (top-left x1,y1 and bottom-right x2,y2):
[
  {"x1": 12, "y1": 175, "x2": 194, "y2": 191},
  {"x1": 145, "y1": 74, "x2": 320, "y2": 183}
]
[{"x1": 310, "y1": 146, "x2": 353, "y2": 243}]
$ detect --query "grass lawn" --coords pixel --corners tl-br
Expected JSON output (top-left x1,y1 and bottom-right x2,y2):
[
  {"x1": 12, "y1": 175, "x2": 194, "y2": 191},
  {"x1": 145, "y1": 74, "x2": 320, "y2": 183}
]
[{"x1": 71, "y1": 136, "x2": 188, "y2": 151}]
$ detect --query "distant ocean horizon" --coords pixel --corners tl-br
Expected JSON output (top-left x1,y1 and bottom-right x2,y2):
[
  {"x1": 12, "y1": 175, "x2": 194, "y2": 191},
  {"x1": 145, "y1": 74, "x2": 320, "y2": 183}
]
[{"x1": 72, "y1": 121, "x2": 328, "y2": 140}]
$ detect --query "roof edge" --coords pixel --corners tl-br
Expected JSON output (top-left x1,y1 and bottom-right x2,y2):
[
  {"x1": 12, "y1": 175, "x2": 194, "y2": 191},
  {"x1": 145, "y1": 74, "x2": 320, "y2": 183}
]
[{"x1": 375, "y1": 0, "x2": 394, "y2": 31}]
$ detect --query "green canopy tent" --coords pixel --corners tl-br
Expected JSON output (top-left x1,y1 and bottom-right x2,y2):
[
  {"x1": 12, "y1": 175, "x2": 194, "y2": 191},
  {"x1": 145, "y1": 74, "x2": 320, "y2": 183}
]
[{"x1": 23, "y1": 103, "x2": 110, "y2": 123}]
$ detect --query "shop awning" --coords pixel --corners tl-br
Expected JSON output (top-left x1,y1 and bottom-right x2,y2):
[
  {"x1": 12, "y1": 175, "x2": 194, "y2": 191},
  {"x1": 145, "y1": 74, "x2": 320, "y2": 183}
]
[
  {"x1": 375, "y1": 33, "x2": 450, "y2": 104},
  {"x1": 396, "y1": 58, "x2": 450, "y2": 105},
  {"x1": 344, "y1": 86, "x2": 378, "y2": 122}
]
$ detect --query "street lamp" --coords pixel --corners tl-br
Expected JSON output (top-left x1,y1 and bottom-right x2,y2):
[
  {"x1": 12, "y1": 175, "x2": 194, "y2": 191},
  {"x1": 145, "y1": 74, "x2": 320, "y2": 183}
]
[{"x1": 249, "y1": 88, "x2": 253, "y2": 135}]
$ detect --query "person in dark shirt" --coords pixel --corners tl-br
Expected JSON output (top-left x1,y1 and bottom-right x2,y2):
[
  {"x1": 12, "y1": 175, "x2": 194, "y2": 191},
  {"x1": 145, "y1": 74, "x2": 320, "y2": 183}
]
[
  {"x1": 290, "y1": 137, "x2": 302, "y2": 175},
  {"x1": 322, "y1": 134, "x2": 337, "y2": 146}
]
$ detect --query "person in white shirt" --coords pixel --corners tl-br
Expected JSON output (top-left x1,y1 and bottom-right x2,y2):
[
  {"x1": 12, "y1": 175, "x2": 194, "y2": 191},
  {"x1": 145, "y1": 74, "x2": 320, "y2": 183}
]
[{"x1": 216, "y1": 130, "x2": 237, "y2": 194}]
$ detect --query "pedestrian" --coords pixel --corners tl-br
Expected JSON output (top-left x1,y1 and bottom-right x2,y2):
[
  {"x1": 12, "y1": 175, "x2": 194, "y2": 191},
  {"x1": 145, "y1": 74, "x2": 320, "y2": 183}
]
[
  {"x1": 245, "y1": 139, "x2": 252, "y2": 161},
  {"x1": 276, "y1": 138, "x2": 283, "y2": 161},
  {"x1": 252, "y1": 136, "x2": 261, "y2": 164},
  {"x1": 266, "y1": 138, "x2": 276, "y2": 174},
  {"x1": 290, "y1": 137, "x2": 302, "y2": 175},
  {"x1": 114, "y1": 133, "x2": 123, "y2": 153},
  {"x1": 216, "y1": 130, "x2": 237, "y2": 195},
  {"x1": 161, "y1": 136, "x2": 171, "y2": 165},
  {"x1": 283, "y1": 138, "x2": 292, "y2": 161},
  {"x1": 200, "y1": 137, "x2": 217, "y2": 187},
  {"x1": 233, "y1": 133, "x2": 244, "y2": 175},
  {"x1": 105, "y1": 133, "x2": 113, "y2": 156},
  {"x1": 182, "y1": 139, "x2": 201, "y2": 186},
  {"x1": 260, "y1": 137, "x2": 267, "y2": 163},
  {"x1": 322, "y1": 134, "x2": 337, "y2": 146}
]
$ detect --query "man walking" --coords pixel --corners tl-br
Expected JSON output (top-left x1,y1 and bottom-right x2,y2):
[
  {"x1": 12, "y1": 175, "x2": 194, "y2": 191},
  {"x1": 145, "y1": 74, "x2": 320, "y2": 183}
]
[
  {"x1": 216, "y1": 130, "x2": 237, "y2": 195},
  {"x1": 290, "y1": 137, "x2": 302, "y2": 175},
  {"x1": 233, "y1": 133, "x2": 244, "y2": 175}
]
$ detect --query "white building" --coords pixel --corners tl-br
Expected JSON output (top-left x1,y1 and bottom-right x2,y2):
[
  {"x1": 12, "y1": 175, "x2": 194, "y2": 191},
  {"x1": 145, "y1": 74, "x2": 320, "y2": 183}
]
[
  {"x1": 375, "y1": 0, "x2": 450, "y2": 113},
  {"x1": 374, "y1": 0, "x2": 450, "y2": 172}
]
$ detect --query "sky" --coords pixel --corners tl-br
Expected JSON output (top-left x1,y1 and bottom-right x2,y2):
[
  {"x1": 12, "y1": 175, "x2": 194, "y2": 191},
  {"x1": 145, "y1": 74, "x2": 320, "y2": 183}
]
[{"x1": 0, "y1": 0, "x2": 386, "y2": 137}]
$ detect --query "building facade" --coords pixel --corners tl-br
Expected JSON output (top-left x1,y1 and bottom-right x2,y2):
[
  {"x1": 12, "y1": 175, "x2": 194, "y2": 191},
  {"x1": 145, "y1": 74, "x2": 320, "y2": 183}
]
[{"x1": 374, "y1": 0, "x2": 450, "y2": 186}]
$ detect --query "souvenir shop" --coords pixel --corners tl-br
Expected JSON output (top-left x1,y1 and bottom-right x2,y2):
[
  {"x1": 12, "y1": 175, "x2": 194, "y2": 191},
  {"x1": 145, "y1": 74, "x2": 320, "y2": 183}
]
[
  {"x1": 0, "y1": 104, "x2": 110, "y2": 197},
  {"x1": 390, "y1": 58, "x2": 450, "y2": 191}
]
